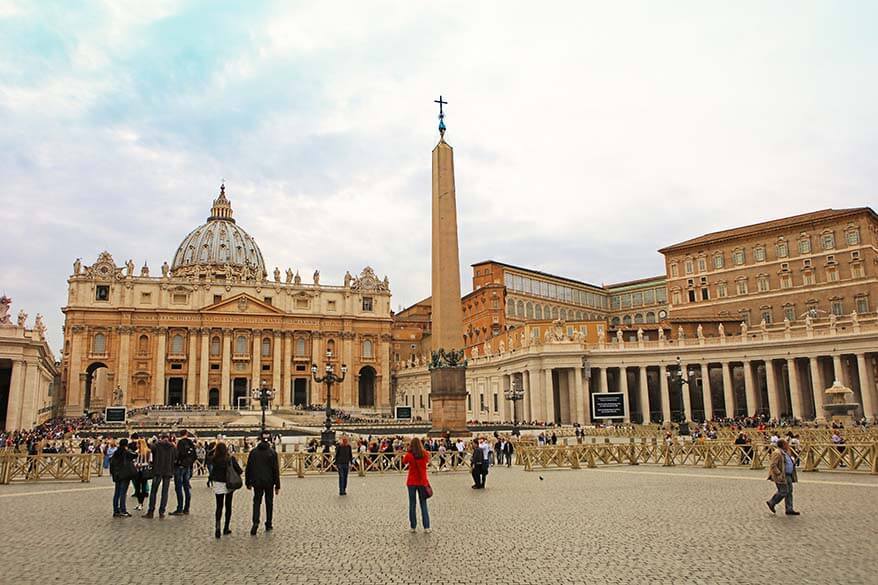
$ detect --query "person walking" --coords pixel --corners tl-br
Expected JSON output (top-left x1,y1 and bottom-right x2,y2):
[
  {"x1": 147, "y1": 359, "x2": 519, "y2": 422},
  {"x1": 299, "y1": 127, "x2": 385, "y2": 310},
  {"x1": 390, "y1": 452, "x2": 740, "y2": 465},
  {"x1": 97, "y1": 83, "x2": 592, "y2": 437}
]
[
  {"x1": 131, "y1": 437, "x2": 151, "y2": 511},
  {"x1": 334, "y1": 435, "x2": 353, "y2": 496},
  {"x1": 403, "y1": 437, "x2": 431, "y2": 532},
  {"x1": 144, "y1": 433, "x2": 175, "y2": 519},
  {"x1": 766, "y1": 439, "x2": 800, "y2": 516},
  {"x1": 209, "y1": 442, "x2": 243, "y2": 538},
  {"x1": 245, "y1": 433, "x2": 281, "y2": 535},
  {"x1": 170, "y1": 430, "x2": 196, "y2": 516},
  {"x1": 471, "y1": 440, "x2": 486, "y2": 489},
  {"x1": 109, "y1": 438, "x2": 136, "y2": 517},
  {"x1": 503, "y1": 438, "x2": 514, "y2": 468}
]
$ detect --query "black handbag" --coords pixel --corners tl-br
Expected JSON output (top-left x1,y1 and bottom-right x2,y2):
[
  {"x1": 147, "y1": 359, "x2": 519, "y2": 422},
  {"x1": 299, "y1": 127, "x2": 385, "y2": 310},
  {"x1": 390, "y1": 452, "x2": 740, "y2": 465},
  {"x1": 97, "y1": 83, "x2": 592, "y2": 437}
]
[
  {"x1": 226, "y1": 458, "x2": 243, "y2": 491},
  {"x1": 140, "y1": 464, "x2": 155, "y2": 480}
]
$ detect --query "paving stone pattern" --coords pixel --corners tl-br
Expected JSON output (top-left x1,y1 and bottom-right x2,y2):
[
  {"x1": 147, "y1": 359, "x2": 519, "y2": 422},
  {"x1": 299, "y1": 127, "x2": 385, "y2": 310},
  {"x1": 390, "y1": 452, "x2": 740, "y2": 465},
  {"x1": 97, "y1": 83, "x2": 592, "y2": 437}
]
[{"x1": 1, "y1": 466, "x2": 876, "y2": 585}]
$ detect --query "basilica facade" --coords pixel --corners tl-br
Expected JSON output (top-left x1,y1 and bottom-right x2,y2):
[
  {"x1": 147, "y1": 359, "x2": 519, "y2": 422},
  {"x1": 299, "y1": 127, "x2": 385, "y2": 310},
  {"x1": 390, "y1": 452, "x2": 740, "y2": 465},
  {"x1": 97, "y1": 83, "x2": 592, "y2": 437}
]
[{"x1": 60, "y1": 186, "x2": 393, "y2": 415}]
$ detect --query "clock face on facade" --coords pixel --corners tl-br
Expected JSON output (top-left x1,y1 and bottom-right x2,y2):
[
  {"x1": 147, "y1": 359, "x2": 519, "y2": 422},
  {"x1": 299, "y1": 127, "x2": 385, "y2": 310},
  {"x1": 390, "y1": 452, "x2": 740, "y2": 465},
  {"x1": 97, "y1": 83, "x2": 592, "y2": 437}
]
[{"x1": 658, "y1": 310, "x2": 667, "y2": 319}]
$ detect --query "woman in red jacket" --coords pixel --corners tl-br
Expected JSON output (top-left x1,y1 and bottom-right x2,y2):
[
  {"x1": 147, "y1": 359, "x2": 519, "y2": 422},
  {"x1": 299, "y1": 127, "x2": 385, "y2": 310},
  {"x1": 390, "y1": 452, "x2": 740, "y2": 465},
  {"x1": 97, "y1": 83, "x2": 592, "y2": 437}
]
[{"x1": 402, "y1": 437, "x2": 431, "y2": 532}]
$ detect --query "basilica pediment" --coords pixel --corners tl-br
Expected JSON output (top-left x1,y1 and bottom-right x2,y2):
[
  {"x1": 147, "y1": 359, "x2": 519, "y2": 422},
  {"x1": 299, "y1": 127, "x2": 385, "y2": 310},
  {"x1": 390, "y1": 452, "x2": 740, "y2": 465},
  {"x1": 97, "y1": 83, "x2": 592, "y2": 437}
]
[{"x1": 202, "y1": 293, "x2": 285, "y2": 315}]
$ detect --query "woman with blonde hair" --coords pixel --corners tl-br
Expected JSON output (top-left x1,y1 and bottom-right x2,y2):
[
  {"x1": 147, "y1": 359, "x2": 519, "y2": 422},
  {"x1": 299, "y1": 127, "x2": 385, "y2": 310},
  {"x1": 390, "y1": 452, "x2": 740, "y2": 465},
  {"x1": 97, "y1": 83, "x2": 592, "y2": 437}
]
[{"x1": 402, "y1": 437, "x2": 431, "y2": 532}]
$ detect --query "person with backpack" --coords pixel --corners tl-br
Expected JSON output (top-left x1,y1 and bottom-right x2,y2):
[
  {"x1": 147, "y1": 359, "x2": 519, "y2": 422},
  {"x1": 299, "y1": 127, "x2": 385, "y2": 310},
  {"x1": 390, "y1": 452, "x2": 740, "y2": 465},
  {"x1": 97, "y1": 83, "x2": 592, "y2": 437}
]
[
  {"x1": 170, "y1": 430, "x2": 196, "y2": 516},
  {"x1": 402, "y1": 437, "x2": 431, "y2": 532},
  {"x1": 208, "y1": 442, "x2": 243, "y2": 538},
  {"x1": 109, "y1": 438, "x2": 136, "y2": 518},
  {"x1": 245, "y1": 432, "x2": 281, "y2": 535}
]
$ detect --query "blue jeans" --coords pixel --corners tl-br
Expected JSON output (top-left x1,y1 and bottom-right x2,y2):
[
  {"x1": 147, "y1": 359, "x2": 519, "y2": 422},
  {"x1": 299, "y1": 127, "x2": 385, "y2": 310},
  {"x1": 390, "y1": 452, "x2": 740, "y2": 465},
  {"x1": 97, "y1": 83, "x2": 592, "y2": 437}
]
[
  {"x1": 768, "y1": 474, "x2": 795, "y2": 513},
  {"x1": 113, "y1": 479, "x2": 130, "y2": 514},
  {"x1": 173, "y1": 466, "x2": 192, "y2": 512},
  {"x1": 337, "y1": 463, "x2": 349, "y2": 494},
  {"x1": 148, "y1": 475, "x2": 171, "y2": 514},
  {"x1": 407, "y1": 486, "x2": 430, "y2": 529}
]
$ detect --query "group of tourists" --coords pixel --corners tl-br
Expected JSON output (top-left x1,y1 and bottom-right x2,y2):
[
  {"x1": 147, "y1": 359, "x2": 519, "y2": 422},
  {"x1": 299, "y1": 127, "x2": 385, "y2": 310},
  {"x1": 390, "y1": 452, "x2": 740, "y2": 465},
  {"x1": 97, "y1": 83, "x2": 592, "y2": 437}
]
[{"x1": 0, "y1": 415, "x2": 98, "y2": 449}]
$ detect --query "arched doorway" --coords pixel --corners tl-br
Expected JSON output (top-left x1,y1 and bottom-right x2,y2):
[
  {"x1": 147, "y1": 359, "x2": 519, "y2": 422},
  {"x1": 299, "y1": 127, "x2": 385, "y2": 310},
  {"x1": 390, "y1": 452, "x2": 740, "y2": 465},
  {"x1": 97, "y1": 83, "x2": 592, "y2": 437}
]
[
  {"x1": 167, "y1": 378, "x2": 184, "y2": 406},
  {"x1": 208, "y1": 388, "x2": 219, "y2": 407},
  {"x1": 232, "y1": 378, "x2": 248, "y2": 409},
  {"x1": 358, "y1": 366, "x2": 376, "y2": 408},
  {"x1": 84, "y1": 362, "x2": 109, "y2": 413}
]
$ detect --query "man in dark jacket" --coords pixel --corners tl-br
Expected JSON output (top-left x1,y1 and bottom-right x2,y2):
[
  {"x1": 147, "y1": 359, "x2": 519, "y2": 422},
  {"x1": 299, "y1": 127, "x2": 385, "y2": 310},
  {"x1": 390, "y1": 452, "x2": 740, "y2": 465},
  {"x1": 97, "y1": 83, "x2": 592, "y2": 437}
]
[
  {"x1": 170, "y1": 430, "x2": 196, "y2": 516},
  {"x1": 245, "y1": 432, "x2": 281, "y2": 535},
  {"x1": 471, "y1": 441, "x2": 485, "y2": 489},
  {"x1": 334, "y1": 435, "x2": 353, "y2": 496},
  {"x1": 145, "y1": 433, "x2": 175, "y2": 518}
]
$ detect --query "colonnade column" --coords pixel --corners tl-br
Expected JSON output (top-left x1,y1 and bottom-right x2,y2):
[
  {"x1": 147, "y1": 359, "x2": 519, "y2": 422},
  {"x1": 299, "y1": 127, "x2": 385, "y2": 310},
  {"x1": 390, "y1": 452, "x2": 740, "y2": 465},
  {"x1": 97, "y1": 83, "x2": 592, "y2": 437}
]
[
  {"x1": 786, "y1": 358, "x2": 803, "y2": 420},
  {"x1": 220, "y1": 329, "x2": 231, "y2": 408},
  {"x1": 832, "y1": 355, "x2": 846, "y2": 386},
  {"x1": 700, "y1": 363, "x2": 713, "y2": 421},
  {"x1": 619, "y1": 367, "x2": 631, "y2": 423},
  {"x1": 251, "y1": 330, "x2": 262, "y2": 391},
  {"x1": 680, "y1": 364, "x2": 693, "y2": 422},
  {"x1": 272, "y1": 331, "x2": 282, "y2": 406},
  {"x1": 281, "y1": 332, "x2": 292, "y2": 407},
  {"x1": 721, "y1": 361, "x2": 734, "y2": 417},
  {"x1": 522, "y1": 371, "x2": 532, "y2": 422},
  {"x1": 743, "y1": 360, "x2": 757, "y2": 417},
  {"x1": 809, "y1": 357, "x2": 825, "y2": 422},
  {"x1": 544, "y1": 369, "x2": 555, "y2": 425},
  {"x1": 21, "y1": 362, "x2": 40, "y2": 429},
  {"x1": 153, "y1": 328, "x2": 166, "y2": 405},
  {"x1": 659, "y1": 364, "x2": 671, "y2": 423},
  {"x1": 856, "y1": 353, "x2": 876, "y2": 422},
  {"x1": 765, "y1": 360, "x2": 781, "y2": 420},
  {"x1": 5, "y1": 360, "x2": 24, "y2": 430},
  {"x1": 574, "y1": 367, "x2": 587, "y2": 424},
  {"x1": 199, "y1": 329, "x2": 210, "y2": 406},
  {"x1": 528, "y1": 369, "x2": 541, "y2": 421},
  {"x1": 638, "y1": 366, "x2": 649, "y2": 424},
  {"x1": 599, "y1": 367, "x2": 608, "y2": 393}
]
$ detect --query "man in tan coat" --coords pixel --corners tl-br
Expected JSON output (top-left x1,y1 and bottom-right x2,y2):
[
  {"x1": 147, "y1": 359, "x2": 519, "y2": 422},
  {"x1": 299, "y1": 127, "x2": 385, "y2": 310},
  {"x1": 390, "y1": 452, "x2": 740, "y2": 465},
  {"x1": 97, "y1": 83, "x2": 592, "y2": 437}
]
[{"x1": 766, "y1": 438, "x2": 800, "y2": 515}]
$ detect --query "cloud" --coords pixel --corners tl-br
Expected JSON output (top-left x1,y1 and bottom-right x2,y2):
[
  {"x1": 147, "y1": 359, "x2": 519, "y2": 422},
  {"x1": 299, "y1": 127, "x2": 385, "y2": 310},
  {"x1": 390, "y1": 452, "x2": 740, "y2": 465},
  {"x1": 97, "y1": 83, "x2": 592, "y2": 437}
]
[{"x1": 1, "y1": 1, "x2": 877, "y2": 352}]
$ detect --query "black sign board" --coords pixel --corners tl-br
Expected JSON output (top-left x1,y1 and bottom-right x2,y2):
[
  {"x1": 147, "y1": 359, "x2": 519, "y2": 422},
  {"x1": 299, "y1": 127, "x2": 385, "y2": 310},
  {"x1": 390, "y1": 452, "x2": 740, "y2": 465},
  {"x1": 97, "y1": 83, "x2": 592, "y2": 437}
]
[
  {"x1": 395, "y1": 406, "x2": 413, "y2": 420},
  {"x1": 592, "y1": 392, "x2": 625, "y2": 419},
  {"x1": 105, "y1": 407, "x2": 127, "y2": 423}
]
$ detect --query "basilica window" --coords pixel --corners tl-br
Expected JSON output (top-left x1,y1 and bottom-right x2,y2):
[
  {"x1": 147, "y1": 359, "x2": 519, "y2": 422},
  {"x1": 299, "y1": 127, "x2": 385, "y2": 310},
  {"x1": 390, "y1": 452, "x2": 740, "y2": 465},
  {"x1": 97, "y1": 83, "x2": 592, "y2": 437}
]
[
  {"x1": 210, "y1": 336, "x2": 221, "y2": 356},
  {"x1": 644, "y1": 289, "x2": 654, "y2": 304},
  {"x1": 261, "y1": 337, "x2": 271, "y2": 357},
  {"x1": 295, "y1": 338, "x2": 306, "y2": 356},
  {"x1": 172, "y1": 293, "x2": 188, "y2": 304},
  {"x1": 326, "y1": 339, "x2": 336, "y2": 357},
  {"x1": 93, "y1": 333, "x2": 106, "y2": 354},
  {"x1": 362, "y1": 339, "x2": 373, "y2": 359},
  {"x1": 362, "y1": 297, "x2": 373, "y2": 312},
  {"x1": 140, "y1": 292, "x2": 152, "y2": 304},
  {"x1": 171, "y1": 334, "x2": 185, "y2": 355},
  {"x1": 611, "y1": 316, "x2": 621, "y2": 326},
  {"x1": 507, "y1": 299, "x2": 514, "y2": 316},
  {"x1": 551, "y1": 307, "x2": 559, "y2": 319},
  {"x1": 235, "y1": 335, "x2": 247, "y2": 355},
  {"x1": 96, "y1": 285, "x2": 110, "y2": 301},
  {"x1": 656, "y1": 288, "x2": 667, "y2": 303},
  {"x1": 138, "y1": 335, "x2": 149, "y2": 354}
]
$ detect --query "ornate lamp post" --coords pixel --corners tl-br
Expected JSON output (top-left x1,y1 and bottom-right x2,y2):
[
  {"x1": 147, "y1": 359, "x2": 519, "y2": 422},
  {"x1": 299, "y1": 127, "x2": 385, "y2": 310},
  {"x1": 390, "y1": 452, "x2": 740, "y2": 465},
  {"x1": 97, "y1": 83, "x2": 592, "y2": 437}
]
[
  {"x1": 666, "y1": 356, "x2": 696, "y2": 431},
  {"x1": 504, "y1": 375, "x2": 525, "y2": 436},
  {"x1": 311, "y1": 349, "x2": 347, "y2": 448},
  {"x1": 250, "y1": 380, "x2": 276, "y2": 435}
]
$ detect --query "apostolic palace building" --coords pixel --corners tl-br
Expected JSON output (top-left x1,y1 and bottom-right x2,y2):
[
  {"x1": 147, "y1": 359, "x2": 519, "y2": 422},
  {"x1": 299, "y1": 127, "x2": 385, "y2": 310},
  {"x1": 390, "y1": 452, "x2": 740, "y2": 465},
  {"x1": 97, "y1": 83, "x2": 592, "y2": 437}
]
[{"x1": 57, "y1": 186, "x2": 393, "y2": 417}]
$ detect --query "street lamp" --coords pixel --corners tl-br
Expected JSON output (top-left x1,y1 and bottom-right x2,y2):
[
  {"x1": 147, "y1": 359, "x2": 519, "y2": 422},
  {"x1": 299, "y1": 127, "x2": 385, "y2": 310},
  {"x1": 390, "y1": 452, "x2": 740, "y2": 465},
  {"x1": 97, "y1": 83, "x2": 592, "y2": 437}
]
[
  {"x1": 311, "y1": 349, "x2": 347, "y2": 448},
  {"x1": 250, "y1": 380, "x2": 276, "y2": 435},
  {"x1": 504, "y1": 375, "x2": 525, "y2": 436},
  {"x1": 666, "y1": 356, "x2": 696, "y2": 431}
]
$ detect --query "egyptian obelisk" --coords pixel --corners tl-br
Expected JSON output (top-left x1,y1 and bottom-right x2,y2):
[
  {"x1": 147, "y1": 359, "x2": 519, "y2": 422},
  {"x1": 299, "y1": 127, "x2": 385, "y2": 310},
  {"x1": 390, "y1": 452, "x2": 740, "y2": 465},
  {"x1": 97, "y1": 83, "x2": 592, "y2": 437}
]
[{"x1": 429, "y1": 96, "x2": 468, "y2": 436}]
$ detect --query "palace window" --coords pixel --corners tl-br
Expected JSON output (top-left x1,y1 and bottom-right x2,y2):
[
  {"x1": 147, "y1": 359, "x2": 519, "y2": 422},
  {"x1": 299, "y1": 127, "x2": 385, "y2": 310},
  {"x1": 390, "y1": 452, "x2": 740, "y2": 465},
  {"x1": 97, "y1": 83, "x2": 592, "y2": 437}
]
[
  {"x1": 733, "y1": 249, "x2": 745, "y2": 266},
  {"x1": 646, "y1": 312, "x2": 656, "y2": 323},
  {"x1": 534, "y1": 304, "x2": 543, "y2": 319},
  {"x1": 670, "y1": 263, "x2": 678, "y2": 278},
  {"x1": 736, "y1": 279, "x2": 748, "y2": 295},
  {"x1": 780, "y1": 275, "x2": 792, "y2": 289},
  {"x1": 688, "y1": 290, "x2": 696, "y2": 303},
  {"x1": 517, "y1": 300, "x2": 525, "y2": 316},
  {"x1": 507, "y1": 299, "x2": 515, "y2": 316},
  {"x1": 784, "y1": 306, "x2": 796, "y2": 322},
  {"x1": 822, "y1": 232, "x2": 835, "y2": 250},
  {"x1": 611, "y1": 296, "x2": 621, "y2": 309},
  {"x1": 362, "y1": 339, "x2": 373, "y2": 358},
  {"x1": 852, "y1": 263, "x2": 865, "y2": 278},
  {"x1": 831, "y1": 300, "x2": 844, "y2": 316},
  {"x1": 684, "y1": 260, "x2": 694, "y2": 274},
  {"x1": 644, "y1": 289, "x2": 655, "y2": 304},
  {"x1": 776, "y1": 241, "x2": 789, "y2": 258},
  {"x1": 656, "y1": 288, "x2": 667, "y2": 303},
  {"x1": 803, "y1": 271, "x2": 815, "y2": 286},
  {"x1": 846, "y1": 228, "x2": 860, "y2": 245},
  {"x1": 713, "y1": 253, "x2": 724, "y2": 269},
  {"x1": 623, "y1": 315, "x2": 632, "y2": 326},
  {"x1": 827, "y1": 267, "x2": 838, "y2": 282},
  {"x1": 96, "y1": 285, "x2": 110, "y2": 301},
  {"x1": 560, "y1": 308, "x2": 568, "y2": 320},
  {"x1": 362, "y1": 296, "x2": 373, "y2": 312},
  {"x1": 526, "y1": 302, "x2": 534, "y2": 319},
  {"x1": 171, "y1": 334, "x2": 185, "y2": 355},
  {"x1": 717, "y1": 282, "x2": 728, "y2": 298},
  {"x1": 210, "y1": 336, "x2": 221, "y2": 356},
  {"x1": 754, "y1": 247, "x2": 766, "y2": 262},
  {"x1": 632, "y1": 292, "x2": 643, "y2": 306},
  {"x1": 761, "y1": 310, "x2": 772, "y2": 324},
  {"x1": 700, "y1": 288, "x2": 709, "y2": 301},
  {"x1": 261, "y1": 337, "x2": 271, "y2": 356},
  {"x1": 235, "y1": 335, "x2": 247, "y2": 355},
  {"x1": 757, "y1": 276, "x2": 770, "y2": 292},
  {"x1": 93, "y1": 333, "x2": 106, "y2": 354},
  {"x1": 671, "y1": 290, "x2": 681, "y2": 305},
  {"x1": 856, "y1": 296, "x2": 869, "y2": 313},
  {"x1": 697, "y1": 258, "x2": 707, "y2": 272},
  {"x1": 798, "y1": 238, "x2": 811, "y2": 254}
]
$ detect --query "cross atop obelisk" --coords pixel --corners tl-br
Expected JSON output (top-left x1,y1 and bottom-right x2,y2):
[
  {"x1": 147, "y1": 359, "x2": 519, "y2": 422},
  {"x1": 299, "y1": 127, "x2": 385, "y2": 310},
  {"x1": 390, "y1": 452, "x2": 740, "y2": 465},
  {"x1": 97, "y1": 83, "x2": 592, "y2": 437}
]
[{"x1": 434, "y1": 95, "x2": 447, "y2": 137}]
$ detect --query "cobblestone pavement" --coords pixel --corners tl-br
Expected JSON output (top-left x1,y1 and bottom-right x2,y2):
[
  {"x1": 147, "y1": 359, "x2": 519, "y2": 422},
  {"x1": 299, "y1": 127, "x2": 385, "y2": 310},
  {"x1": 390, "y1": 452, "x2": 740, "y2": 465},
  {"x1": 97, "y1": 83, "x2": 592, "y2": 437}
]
[{"x1": 1, "y1": 465, "x2": 877, "y2": 585}]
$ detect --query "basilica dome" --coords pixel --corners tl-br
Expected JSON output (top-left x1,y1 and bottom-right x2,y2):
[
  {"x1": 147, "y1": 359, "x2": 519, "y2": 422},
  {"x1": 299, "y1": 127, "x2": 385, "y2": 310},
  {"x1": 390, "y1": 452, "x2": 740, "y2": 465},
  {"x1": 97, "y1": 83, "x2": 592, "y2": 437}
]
[{"x1": 170, "y1": 184, "x2": 266, "y2": 279}]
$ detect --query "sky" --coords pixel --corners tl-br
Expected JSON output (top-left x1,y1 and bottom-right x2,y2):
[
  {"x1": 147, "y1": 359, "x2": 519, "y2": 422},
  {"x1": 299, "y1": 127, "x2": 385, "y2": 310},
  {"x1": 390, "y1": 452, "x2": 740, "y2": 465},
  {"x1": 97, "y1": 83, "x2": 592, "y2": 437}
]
[{"x1": 1, "y1": 1, "x2": 877, "y2": 354}]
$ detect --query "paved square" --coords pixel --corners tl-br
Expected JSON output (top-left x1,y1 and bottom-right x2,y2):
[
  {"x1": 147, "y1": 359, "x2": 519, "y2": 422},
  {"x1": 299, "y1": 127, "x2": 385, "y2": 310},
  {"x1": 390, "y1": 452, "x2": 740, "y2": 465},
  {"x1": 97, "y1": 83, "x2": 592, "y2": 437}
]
[{"x1": 1, "y1": 466, "x2": 876, "y2": 585}]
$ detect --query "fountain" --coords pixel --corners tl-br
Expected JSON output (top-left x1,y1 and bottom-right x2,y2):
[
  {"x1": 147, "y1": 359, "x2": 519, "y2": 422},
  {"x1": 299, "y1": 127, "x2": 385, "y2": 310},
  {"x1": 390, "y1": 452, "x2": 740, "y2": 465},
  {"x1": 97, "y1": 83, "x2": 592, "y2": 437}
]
[{"x1": 823, "y1": 380, "x2": 860, "y2": 424}]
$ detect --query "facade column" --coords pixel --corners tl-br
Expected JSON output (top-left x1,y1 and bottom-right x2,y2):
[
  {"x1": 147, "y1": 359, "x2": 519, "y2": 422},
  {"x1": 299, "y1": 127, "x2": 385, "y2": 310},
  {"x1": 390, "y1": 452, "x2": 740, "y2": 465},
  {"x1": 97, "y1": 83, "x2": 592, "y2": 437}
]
[
  {"x1": 680, "y1": 364, "x2": 693, "y2": 422},
  {"x1": 251, "y1": 330, "x2": 262, "y2": 392},
  {"x1": 281, "y1": 332, "x2": 292, "y2": 406},
  {"x1": 831, "y1": 355, "x2": 845, "y2": 386},
  {"x1": 117, "y1": 326, "x2": 131, "y2": 405},
  {"x1": 574, "y1": 367, "x2": 587, "y2": 424},
  {"x1": 272, "y1": 331, "x2": 282, "y2": 405},
  {"x1": 5, "y1": 360, "x2": 25, "y2": 430},
  {"x1": 809, "y1": 357, "x2": 825, "y2": 422},
  {"x1": 659, "y1": 364, "x2": 671, "y2": 423},
  {"x1": 786, "y1": 358, "x2": 803, "y2": 421},
  {"x1": 700, "y1": 362, "x2": 713, "y2": 421},
  {"x1": 199, "y1": 329, "x2": 210, "y2": 406},
  {"x1": 221, "y1": 329, "x2": 232, "y2": 408},
  {"x1": 856, "y1": 353, "x2": 876, "y2": 422},
  {"x1": 342, "y1": 333, "x2": 354, "y2": 406},
  {"x1": 522, "y1": 370, "x2": 532, "y2": 422},
  {"x1": 311, "y1": 333, "x2": 323, "y2": 364},
  {"x1": 379, "y1": 334, "x2": 391, "y2": 410},
  {"x1": 764, "y1": 360, "x2": 781, "y2": 420},
  {"x1": 619, "y1": 367, "x2": 631, "y2": 423},
  {"x1": 544, "y1": 368, "x2": 555, "y2": 424},
  {"x1": 638, "y1": 366, "x2": 650, "y2": 424},
  {"x1": 743, "y1": 360, "x2": 757, "y2": 417},
  {"x1": 187, "y1": 329, "x2": 198, "y2": 404},
  {"x1": 528, "y1": 369, "x2": 541, "y2": 421},
  {"x1": 599, "y1": 367, "x2": 609, "y2": 393},
  {"x1": 721, "y1": 361, "x2": 734, "y2": 418},
  {"x1": 67, "y1": 325, "x2": 85, "y2": 411},
  {"x1": 153, "y1": 328, "x2": 166, "y2": 405}
]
